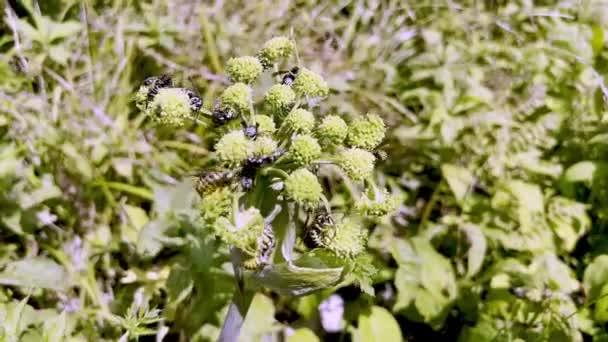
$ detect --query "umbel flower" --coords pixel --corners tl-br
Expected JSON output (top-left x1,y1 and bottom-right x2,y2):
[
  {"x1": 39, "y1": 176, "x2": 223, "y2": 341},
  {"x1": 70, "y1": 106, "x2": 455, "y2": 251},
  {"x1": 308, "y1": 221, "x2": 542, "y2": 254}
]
[{"x1": 136, "y1": 36, "x2": 397, "y2": 299}]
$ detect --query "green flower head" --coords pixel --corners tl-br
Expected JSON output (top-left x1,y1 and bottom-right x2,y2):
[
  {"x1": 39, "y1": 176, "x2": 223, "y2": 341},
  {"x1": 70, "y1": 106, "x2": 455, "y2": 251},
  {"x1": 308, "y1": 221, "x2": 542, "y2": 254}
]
[
  {"x1": 356, "y1": 189, "x2": 402, "y2": 217},
  {"x1": 134, "y1": 85, "x2": 149, "y2": 110},
  {"x1": 346, "y1": 113, "x2": 386, "y2": 150},
  {"x1": 226, "y1": 56, "x2": 263, "y2": 84},
  {"x1": 317, "y1": 115, "x2": 348, "y2": 145},
  {"x1": 264, "y1": 84, "x2": 296, "y2": 114},
  {"x1": 292, "y1": 68, "x2": 329, "y2": 99},
  {"x1": 220, "y1": 83, "x2": 252, "y2": 113},
  {"x1": 287, "y1": 135, "x2": 322, "y2": 166},
  {"x1": 257, "y1": 36, "x2": 295, "y2": 68},
  {"x1": 147, "y1": 88, "x2": 192, "y2": 127},
  {"x1": 216, "y1": 207, "x2": 265, "y2": 256},
  {"x1": 253, "y1": 136, "x2": 278, "y2": 156},
  {"x1": 337, "y1": 148, "x2": 375, "y2": 181},
  {"x1": 254, "y1": 114, "x2": 276, "y2": 135},
  {"x1": 282, "y1": 108, "x2": 315, "y2": 134},
  {"x1": 320, "y1": 217, "x2": 366, "y2": 258},
  {"x1": 199, "y1": 187, "x2": 233, "y2": 224},
  {"x1": 284, "y1": 168, "x2": 323, "y2": 208},
  {"x1": 214, "y1": 130, "x2": 253, "y2": 167}
]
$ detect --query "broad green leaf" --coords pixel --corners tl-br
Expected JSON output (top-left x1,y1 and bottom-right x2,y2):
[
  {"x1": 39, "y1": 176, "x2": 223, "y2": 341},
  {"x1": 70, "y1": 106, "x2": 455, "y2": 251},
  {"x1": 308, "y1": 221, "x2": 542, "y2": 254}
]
[
  {"x1": 441, "y1": 164, "x2": 474, "y2": 205},
  {"x1": 48, "y1": 45, "x2": 70, "y2": 65},
  {"x1": 111, "y1": 158, "x2": 134, "y2": 179},
  {"x1": 583, "y1": 255, "x2": 608, "y2": 301},
  {"x1": 48, "y1": 20, "x2": 82, "y2": 41},
  {"x1": 42, "y1": 311, "x2": 67, "y2": 342},
  {"x1": 504, "y1": 180, "x2": 543, "y2": 212},
  {"x1": 124, "y1": 204, "x2": 149, "y2": 231},
  {"x1": 288, "y1": 328, "x2": 319, "y2": 342},
  {"x1": 60, "y1": 143, "x2": 93, "y2": 180},
  {"x1": 357, "y1": 306, "x2": 403, "y2": 342},
  {"x1": 239, "y1": 294, "x2": 276, "y2": 342},
  {"x1": 594, "y1": 283, "x2": 608, "y2": 322},
  {"x1": 563, "y1": 161, "x2": 607, "y2": 184},
  {"x1": 0, "y1": 257, "x2": 70, "y2": 290},
  {"x1": 19, "y1": 174, "x2": 62, "y2": 209},
  {"x1": 461, "y1": 224, "x2": 486, "y2": 278},
  {"x1": 136, "y1": 218, "x2": 175, "y2": 258}
]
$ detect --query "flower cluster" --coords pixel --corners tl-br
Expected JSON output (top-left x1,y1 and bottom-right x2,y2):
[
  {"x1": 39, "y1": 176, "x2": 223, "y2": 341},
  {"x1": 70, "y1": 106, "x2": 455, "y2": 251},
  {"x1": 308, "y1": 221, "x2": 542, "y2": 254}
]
[{"x1": 136, "y1": 37, "x2": 398, "y2": 293}]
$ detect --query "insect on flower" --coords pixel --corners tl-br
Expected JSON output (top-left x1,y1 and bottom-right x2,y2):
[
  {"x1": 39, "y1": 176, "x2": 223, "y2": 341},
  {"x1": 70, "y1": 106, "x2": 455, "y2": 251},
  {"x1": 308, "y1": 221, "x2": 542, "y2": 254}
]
[
  {"x1": 280, "y1": 66, "x2": 300, "y2": 86},
  {"x1": 144, "y1": 74, "x2": 173, "y2": 106},
  {"x1": 239, "y1": 147, "x2": 287, "y2": 191},
  {"x1": 183, "y1": 89, "x2": 203, "y2": 112},
  {"x1": 193, "y1": 170, "x2": 237, "y2": 195},
  {"x1": 211, "y1": 105, "x2": 238, "y2": 125},
  {"x1": 243, "y1": 223, "x2": 276, "y2": 270},
  {"x1": 304, "y1": 211, "x2": 336, "y2": 249},
  {"x1": 242, "y1": 121, "x2": 259, "y2": 140}
]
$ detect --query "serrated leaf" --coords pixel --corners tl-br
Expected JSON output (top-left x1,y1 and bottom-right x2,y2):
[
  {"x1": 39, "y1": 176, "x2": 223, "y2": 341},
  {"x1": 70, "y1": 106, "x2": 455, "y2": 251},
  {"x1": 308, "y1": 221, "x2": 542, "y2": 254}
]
[
  {"x1": 0, "y1": 257, "x2": 70, "y2": 290},
  {"x1": 357, "y1": 306, "x2": 403, "y2": 342}
]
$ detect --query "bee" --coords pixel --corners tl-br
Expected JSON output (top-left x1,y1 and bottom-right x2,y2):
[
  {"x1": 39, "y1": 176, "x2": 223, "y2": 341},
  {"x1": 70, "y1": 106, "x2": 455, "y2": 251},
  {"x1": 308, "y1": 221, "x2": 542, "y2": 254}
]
[
  {"x1": 183, "y1": 89, "x2": 203, "y2": 112},
  {"x1": 304, "y1": 211, "x2": 336, "y2": 249},
  {"x1": 194, "y1": 170, "x2": 236, "y2": 195},
  {"x1": 372, "y1": 149, "x2": 388, "y2": 162},
  {"x1": 281, "y1": 66, "x2": 300, "y2": 86},
  {"x1": 143, "y1": 74, "x2": 173, "y2": 105},
  {"x1": 211, "y1": 106, "x2": 237, "y2": 126},
  {"x1": 243, "y1": 223, "x2": 276, "y2": 270}
]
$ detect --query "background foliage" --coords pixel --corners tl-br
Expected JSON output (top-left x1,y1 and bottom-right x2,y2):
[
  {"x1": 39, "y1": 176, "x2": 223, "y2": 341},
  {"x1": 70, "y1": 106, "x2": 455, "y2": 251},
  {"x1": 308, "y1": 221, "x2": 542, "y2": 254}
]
[{"x1": 2, "y1": 0, "x2": 608, "y2": 341}]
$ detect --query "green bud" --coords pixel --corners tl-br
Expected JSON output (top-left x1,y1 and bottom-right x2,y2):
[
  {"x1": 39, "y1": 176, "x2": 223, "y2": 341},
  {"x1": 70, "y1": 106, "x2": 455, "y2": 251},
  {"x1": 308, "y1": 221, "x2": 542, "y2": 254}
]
[
  {"x1": 226, "y1": 56, "x2": 263, "y2": 84},
  {"x1": 200, "y1": 187, "x2": 232, "y2": 224},
  {"x1": 317, "y1": 115, "x2": 348, "y2": 145},
  {"x1": 253, "y1": 136, "x2": 278, "y2": 156},
  {"x1": 257, "y1": 36, "x2": 295, "y2": 68},
  {"x1": 292, "y1": 68, "x2": 329, "y2": 99},
  {"x1": 320, "y1": 217, "x2": 366, "y2": 258},
  {"x1": 284, "y1": 168, "x2": 323, "y2": 208},
  {"x1": 346, "y1": 113, "x2": 386, "y2": 150},
  {"x1": 220, "y1": 83, "x2": 252, "y2": 113},
  {"x1": 337, "y1": 148, "x2": 375, "y2": 181},
  {"x1": 147, "y1": 88, "x2": 192, "y2": 127},
  {"x1": 356, "y1": 189, "x2": 402, "y2": 217},
  {"x1": 215, "y1": 130, "x2": 253, "y2": 167},
  {"x1": 254, "y1": 115, "x2": 276, "y2": 135},
  {"x1": 216, "y1": 207, "x2": 265, "y2": 256},
  {"x1": 287, "y1": 135, "x2": 321, "y2": 166},
  {"x1": 134, "y1": 85, "x2": 149, "y2": 111},
  {"x1": 282, "y1": 108, "x2": 315, "y2": 134},
  {"x1": 264, "y1": 84, "x2": 296, "y2": 114}
]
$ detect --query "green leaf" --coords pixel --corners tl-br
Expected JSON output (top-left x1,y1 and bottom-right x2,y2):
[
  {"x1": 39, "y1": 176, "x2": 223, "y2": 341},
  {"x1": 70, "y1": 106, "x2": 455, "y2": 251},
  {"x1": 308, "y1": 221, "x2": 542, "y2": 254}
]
[
  {"x1": 594, "y1": 283, "x2": 608, "y2": 322},
  {"x1": 563, "y1": 161, "x2": 607, "y2": 184},
  {"x1": 239, "y1": 294, "x2": 276, "y2": 342},
  {"x1": 592, "y1": 25, "x2": 605, "y2": 56},
  {"x1": 0, "y1": 257, "x2": 70, "y2": 290},
  {"x1": 60, "y1": 143, "x2": 93, "y2": 180},
  {"x1": 583, "y1": 255, "x2": 608, "y2": 301},
  {"x1": 48, "y1": 20, "x2": 82, "y2": 41},
  {"x1": 357, "y1": 306, "x2": 403, "y2": 342},
  {"x1": 136, "y1": 218, "x2": 174, "y2": 258},
  {"x1": 461, "y1": 224, "x2": 486, "y2": 278},
  {"x1": 42, "y1": 311, "x2": 67, "y2": 342},
  {"x1": 19, "y1": 174, "x2": 62, "y2": 209},
  {"x1": 441, "y1": 164, "x2": 474, "y2": 205},
  {"x1": 48, "y1": 45, "x2": 70, "y2": 65},
  {"x1": 288, "y1": 328, "x2": 319, "y2": 342}
]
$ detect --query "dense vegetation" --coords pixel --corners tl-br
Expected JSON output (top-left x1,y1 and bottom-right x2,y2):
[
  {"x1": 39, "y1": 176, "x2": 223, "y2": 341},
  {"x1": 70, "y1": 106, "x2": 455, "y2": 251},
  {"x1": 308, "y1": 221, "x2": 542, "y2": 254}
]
[{"x1": 2, "y1": 1, "x2": 608, "y2": 341}]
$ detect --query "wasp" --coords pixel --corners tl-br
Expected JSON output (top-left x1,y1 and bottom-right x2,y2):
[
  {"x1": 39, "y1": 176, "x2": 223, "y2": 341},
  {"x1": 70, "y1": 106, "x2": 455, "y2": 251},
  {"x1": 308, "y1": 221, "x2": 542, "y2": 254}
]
[
  {"x1": 239, "y1": 148, "x2": 287, "y2": 191},
  {"x1": 303, "y1": 211, "x2": 336, "y2": 249},
  {"x1": 372, "y1": 149, "x2": 388, "y2": 162},
  {"x1": 280, "y1": 66, "x2": 300, "y2": 86},
  {"x1": 211, "y1": 106, "x2": 237, "y2": 126},
  {"x1": 243, "y1": 223, "x2": 276, "y2": 270},
  {"x1": 194, "y1": 170, "x2": 237, "y2": 195},
  {"x1": 143, "y1": 74, "x2": 173, "y2": 106},
  {"x1": 183, "y1": 89, "x2": 203, "y2": 112}
]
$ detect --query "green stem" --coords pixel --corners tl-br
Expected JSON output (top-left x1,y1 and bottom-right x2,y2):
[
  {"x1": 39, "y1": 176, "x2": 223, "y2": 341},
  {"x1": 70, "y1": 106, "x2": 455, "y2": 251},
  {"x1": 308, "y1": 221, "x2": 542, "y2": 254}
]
[
  {"x1": 199, "y1": 7, "x2": 222, "y2": 74},
  {"x1": 419, "y1": 178, "x2": 443, "y2": 229}
]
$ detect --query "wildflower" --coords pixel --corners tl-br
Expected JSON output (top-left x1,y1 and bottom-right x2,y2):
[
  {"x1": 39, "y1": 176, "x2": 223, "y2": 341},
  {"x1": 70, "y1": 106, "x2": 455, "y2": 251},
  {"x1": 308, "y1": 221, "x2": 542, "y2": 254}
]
[
  {"x1": 199, "y1": 187, "x2": 233, "y2": 224},
  {"x1": 317, "y1": 115, "x2": 348, "y2": 145},
  {"x1": 220, "y1": 83, "x2": 252, "y2": 113},
  {"x1": 336, "y1": 148, "x2": 375, "y2": 181},
  {"x1": 318, "y1": 217, "x2": 366, "y2": 258},
  {"x1": 284, "y1": 168, "x2": 323, "y2": 208},
  {"x1": 216, "y1": 207, "x2": 265, "y2": 256},
  {"x1": 287, "y1": 135, "x2": 321, "y2": 166},
  {"x1": 226, "y1": 56, "x2": 263, "y2": 84},
  {"x1": 292, "y1": 68, "x2": 329, "y2": 99},
  {"x1": 257, "y1": 36, "x2": 295, "y2": 68},
  {"x1": 356, "y1": 189, "x2": 402, "y2": 217},
  {"x1": 253, "y1": 136, "x2": 278, "y2": 156},
  {"x1": 346, "y1": 113, "x2": 386, "y2": 150},
  {"x1": 264, "y1": 84, "x2": 296, "y2": 114},
  {"x1": 214, "y1": 130, "x2": 253, "y2": 167},
  {"x1": 148, "y1": 88, "x2": 192, "y2": 126},
  {"x1": 282, "y1": 108, "x2": 315, "y2": 133},
  {"x1": 254, "y1": 114, "x2": 276, "y2": 134}
]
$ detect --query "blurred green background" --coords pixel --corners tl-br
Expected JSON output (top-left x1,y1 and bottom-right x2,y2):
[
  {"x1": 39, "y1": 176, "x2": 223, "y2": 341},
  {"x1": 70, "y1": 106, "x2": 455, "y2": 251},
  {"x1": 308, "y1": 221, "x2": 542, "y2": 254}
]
[{"x1": 2, "y1": 0, "x2": 608, "y2": 341}]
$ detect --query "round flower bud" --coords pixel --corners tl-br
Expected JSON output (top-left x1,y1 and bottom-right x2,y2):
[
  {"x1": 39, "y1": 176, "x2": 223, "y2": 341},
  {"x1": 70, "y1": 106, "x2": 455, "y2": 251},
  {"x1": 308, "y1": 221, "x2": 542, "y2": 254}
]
[
  {"x1": 356, "y1": 190, "x2": 402, "y2": 217},
  {"x1": 321, "y1": 218, "x2": 366, "y2": 258},
  {"x1": 147, "y1": 88, "x2": 192, "y2": 127},
  {"x1": 317, "y1": 115, "x2": 348, "y2": 145},
  {"x1": 214, "y1": 130, "x2": 253, "y2": 167},
  {"x1": 216, "y1": 207, "x2": 265, "y2": 256},
  {"x1": 253, "y1": 136, "x2": 278, "y2": 156},
  {"x1": 264, "y1": 84, "x2": 296, "y2": 114},
  {"x1": 226, "y1": 56, "x2": 263, "y2": 84},
  {"x1": 254, "y1": 115, "x2": 276, "y2": 135},
  {"x1": 292, "y1": 68, "x2": 329, "y2": 99},
  {"x1": 200, "y1": 187, "x2": 232, "y2": 224},
  {"x1": 346, "y1": 113, "x2": 386, "y2": 150},
  {"x1": 134, "y1": 85, "x2": 149, "y2": 110},
  {"x1": 257, "y1": 36, "x2": 295, "y2": 68},
  {"x1": 337, "y1": 148, "x2": 375, "y2": 181},
  {"x1": 287, "y1": 135, "x2": 321, "y2": 166},
  {"x1": 220, "y1": 83, "x2": 252, "y2": 113},
  {"x1": 282, "y1": 108, "x2": 315, "y2": 133},
  {"x1": 284, "y1": 169, "x2": 323, "y2": 207}
]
